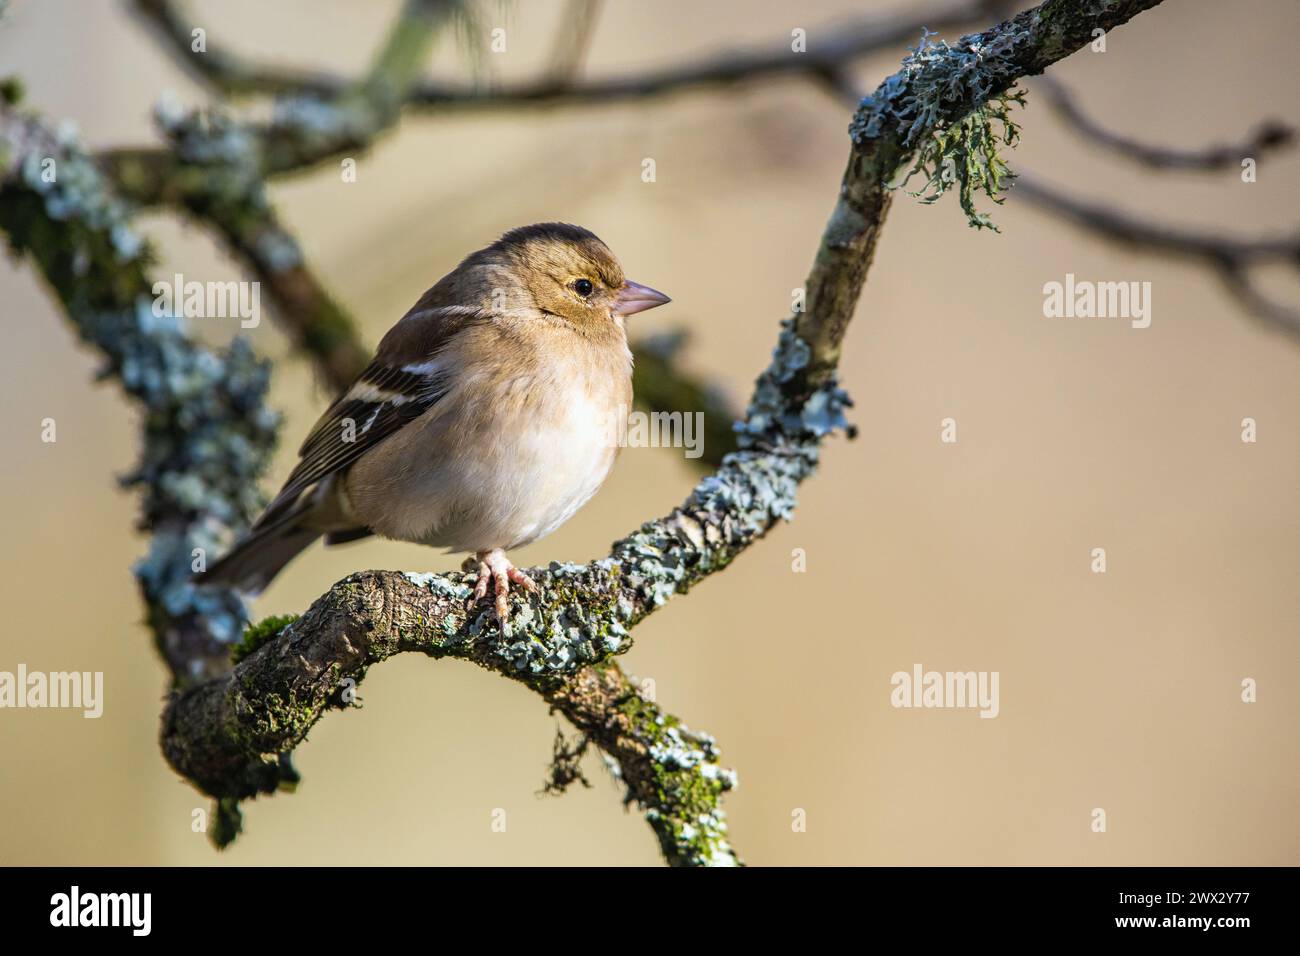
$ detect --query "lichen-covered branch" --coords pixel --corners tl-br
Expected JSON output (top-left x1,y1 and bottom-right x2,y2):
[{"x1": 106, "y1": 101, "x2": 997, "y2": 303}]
[
  {"x1": 812, "y1": 9, "x2": 1296, "y2": 343},
  {"x1": 538, "y1": 662, "x2": 738, "y2": 865},
  {"x1": 104, "y1": 0, "x2": 463, "y2": 213},
  {"x1": 798, "y1": 0, "x2": 1164, "y2": 383},
  {"x1": 0, "y1": 104, "x2": 276, "y2": 684},
  {"x1": 165, "y1": 570, "x2": 741, "y2": 864},
  {"x1": 132, "y1": 116, "x2": 369, "y2": 392}
]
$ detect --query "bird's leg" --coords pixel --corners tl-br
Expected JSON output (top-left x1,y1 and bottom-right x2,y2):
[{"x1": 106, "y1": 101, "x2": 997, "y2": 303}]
[{"x1": 471, "y1": 548, "x2": 538, "y2": 620}]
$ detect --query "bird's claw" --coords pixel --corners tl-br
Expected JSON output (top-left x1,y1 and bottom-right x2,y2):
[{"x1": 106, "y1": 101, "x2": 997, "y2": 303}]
[{"x1": 468, "y1": 549, "x2": 538, "y2": 621}]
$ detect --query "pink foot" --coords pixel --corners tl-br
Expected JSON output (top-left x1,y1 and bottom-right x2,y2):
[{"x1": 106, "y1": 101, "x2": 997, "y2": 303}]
[{"x1": 471, "y1": 549, "x2": 539, "y2": 620}]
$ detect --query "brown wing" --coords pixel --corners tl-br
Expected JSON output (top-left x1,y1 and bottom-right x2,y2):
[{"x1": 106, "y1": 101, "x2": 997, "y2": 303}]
[{"x1": 252, "y1": 302, "x2": 480, "y2": 531}]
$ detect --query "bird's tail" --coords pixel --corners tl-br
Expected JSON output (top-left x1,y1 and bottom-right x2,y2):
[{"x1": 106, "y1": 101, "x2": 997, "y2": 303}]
[{"x1": 195, "y1": 520, "x2": 322, "y2": 595}]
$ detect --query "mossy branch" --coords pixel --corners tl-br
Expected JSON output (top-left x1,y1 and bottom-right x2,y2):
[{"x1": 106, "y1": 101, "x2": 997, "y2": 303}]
[{"x1": 165, "y1": 571, "x2": 743, "y2": 863}]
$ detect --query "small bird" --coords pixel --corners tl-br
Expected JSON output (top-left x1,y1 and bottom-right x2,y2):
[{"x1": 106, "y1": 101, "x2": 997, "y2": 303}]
[{"x1": 198, "y1": 223, "x2": 670, "y2": 618}]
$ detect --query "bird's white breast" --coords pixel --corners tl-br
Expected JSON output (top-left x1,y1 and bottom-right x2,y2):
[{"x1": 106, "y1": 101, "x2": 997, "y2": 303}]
[
  {"x1": 486, "y1": 367, "x2": 620, "y2": 548},
  {"x1": 345, "y1": 334, "x2": 630, "y2": 555}
]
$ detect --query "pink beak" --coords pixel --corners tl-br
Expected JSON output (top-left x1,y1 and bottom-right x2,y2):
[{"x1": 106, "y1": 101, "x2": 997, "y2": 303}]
[{"x1": 613, "y1": 279, "x2": 671, "y2": 317}]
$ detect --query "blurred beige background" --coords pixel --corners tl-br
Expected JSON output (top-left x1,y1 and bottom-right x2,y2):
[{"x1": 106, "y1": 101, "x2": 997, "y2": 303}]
[{"x1": 1, "y1": 0, "x2": 1297, "y2": 866}]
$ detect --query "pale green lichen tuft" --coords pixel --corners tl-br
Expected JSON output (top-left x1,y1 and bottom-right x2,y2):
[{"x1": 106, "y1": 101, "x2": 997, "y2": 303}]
[
  {"x1": 896, "y1": 83, "x2": 1025, "y2": 231},
  {"x1": 852, "y1": 28, "x2": 1031, "y2": 229}
]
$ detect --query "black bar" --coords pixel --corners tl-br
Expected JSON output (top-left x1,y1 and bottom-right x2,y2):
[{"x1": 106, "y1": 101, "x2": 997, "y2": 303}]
[{"x1": 0, "y1": 866, "x2": 1289, "y2": 939}]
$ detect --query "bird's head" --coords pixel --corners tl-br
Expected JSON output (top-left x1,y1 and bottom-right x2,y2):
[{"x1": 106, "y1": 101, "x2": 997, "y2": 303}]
[{"x1": 472, "y1": 222, "x2": 670, "y2": 334}]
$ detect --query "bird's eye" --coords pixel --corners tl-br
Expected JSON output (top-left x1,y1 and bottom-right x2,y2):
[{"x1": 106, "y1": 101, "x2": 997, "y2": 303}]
[{"x1": 573, "y1": 278, "x2": 594, "y2": 298}]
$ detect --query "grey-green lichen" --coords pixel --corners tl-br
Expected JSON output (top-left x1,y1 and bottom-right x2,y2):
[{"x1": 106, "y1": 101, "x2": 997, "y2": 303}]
[
  {"x1": 738, "y1": 318, "x2": 853, "y2": 448},
  {"x1": 403, "y1": 571, "x2": 473, "y2": 601},
  {"x1": 710, "y1": 317, "x2": 851, "y2": 526},
  {"x1": 490, "y1": 562, "x2": 628, "y2": 672},
  {"x1": 401, "y1": 564, "x2": 633, "y2": 674},
  {"x1": 897, "y1": 81, "x2": 1024, "y2": 230},
  {"x1": 17, "y1": 119, "x2": 144, "y2": 260},
  {"x1": 156, "y1": 85, "x2": 387, "y2": 187},
  {"x1": 156, "y1": 98, "x2": 259, "y2": 182},
  {"x1": 122, "y1": 305, "x2": 278, "y2": 654},
  {"x1": 138, "y1": 99, "x2": 367, "y2": 385},
  {"x1": 1, "y1": 108, "x2": 279, "y2": 679},
  {"x1": 852, "y1": 28, "x2": 1030, "y2": 229}
]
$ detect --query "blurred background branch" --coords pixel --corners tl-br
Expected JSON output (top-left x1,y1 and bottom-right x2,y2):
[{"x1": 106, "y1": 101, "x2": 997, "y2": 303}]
[
  {"x1": 129, "y1": 0, "x2": 1006, "y2": 107},
  {"x1": 1012, "y1": 175, "x2": 1300, "y2": 338},
  {"x1": 1035, "y1": 72, "x2": 1293, "y2": 171}
]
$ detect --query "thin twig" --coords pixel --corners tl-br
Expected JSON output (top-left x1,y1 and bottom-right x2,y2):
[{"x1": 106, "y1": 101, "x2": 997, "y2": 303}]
[
  {"x1": 1035, "y1": 73, "x2": 1294, "y2": 171},
  {"x1": 130, "y1": 0, "x2": 1003, "y2": 109}
]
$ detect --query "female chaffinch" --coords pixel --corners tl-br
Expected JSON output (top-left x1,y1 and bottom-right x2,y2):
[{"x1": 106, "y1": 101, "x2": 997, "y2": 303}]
[{"x1": 199, "y1": 222, "x2": 670, "y2": 618}]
